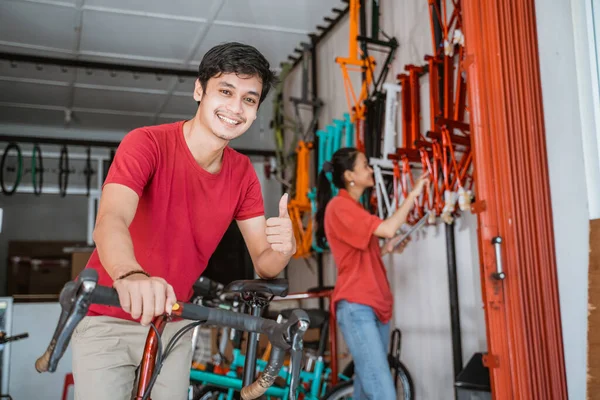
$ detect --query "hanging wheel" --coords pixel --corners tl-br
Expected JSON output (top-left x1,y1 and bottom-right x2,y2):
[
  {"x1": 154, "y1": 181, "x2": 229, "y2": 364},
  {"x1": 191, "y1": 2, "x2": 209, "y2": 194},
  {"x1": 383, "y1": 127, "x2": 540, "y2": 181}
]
[
  {"x1": 0, "y1": 143, "x2": 23, "y2": 196},
  {"x1": 32, "y1": 144, "x2": 43, "y2": 196},
  {"x1": 84, "y1": 147, "x2": 94, "y2": 197},
  {"x1": 58, "y1": 145, "x2": 69, "y2": 198}
]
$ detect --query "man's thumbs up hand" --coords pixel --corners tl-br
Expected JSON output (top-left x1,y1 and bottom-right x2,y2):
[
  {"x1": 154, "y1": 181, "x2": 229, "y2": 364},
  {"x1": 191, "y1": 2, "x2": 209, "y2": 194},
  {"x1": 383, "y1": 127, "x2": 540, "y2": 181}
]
[
  {"x1": 278, "y1": 193, "x2": 290, "y2": 218},
  {"x1": 266, "y1": 193, "x2": 296, "y2": 257}
]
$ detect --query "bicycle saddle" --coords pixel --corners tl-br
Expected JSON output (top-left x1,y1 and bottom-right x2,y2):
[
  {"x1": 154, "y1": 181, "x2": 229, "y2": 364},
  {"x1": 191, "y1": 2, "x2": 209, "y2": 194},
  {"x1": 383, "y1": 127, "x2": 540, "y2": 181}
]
[{"x1": 224, "y1": 278, "x2": 289, "y2": 297}]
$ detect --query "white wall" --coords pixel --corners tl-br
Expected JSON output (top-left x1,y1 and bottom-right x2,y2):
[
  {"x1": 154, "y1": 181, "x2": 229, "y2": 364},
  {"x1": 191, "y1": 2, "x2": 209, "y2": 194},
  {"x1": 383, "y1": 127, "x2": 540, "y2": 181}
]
[
  {"x1": 283, "y1": 1, "x2": 486, "y2": 398},
  {"x1": 9, "y1": 303, "x2": 74, "y2": 400},
  {"x1": 535, "y1": 0, "x2": 597, "y2": 398}
]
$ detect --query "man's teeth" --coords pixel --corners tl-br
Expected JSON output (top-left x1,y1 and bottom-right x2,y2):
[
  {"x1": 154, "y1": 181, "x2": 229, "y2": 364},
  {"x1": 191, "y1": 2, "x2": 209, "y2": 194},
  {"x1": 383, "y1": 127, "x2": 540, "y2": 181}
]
[{"x1": 218, "y1": 115, "x2": 240, "y2": 125}]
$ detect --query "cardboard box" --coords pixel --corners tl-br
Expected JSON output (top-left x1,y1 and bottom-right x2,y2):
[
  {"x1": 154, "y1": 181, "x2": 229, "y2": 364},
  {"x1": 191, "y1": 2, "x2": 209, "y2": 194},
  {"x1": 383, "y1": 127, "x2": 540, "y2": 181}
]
[
  {"x1": 7, "y1": 240, "x2": 88, "y2": 301},
  {"x1": 71, "y1": 250, "x2": 94, "y2": 280}
]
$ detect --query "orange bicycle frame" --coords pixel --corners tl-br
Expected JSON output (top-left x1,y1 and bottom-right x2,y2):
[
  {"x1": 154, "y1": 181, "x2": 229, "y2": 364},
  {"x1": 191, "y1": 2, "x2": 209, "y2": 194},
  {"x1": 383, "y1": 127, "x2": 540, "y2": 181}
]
[
  {"x1": 335, "y1": 0, "x2": 375, "y2": 153},
  {"x1": 288, "y1": 140, "x2": 314, "y2": 258}
]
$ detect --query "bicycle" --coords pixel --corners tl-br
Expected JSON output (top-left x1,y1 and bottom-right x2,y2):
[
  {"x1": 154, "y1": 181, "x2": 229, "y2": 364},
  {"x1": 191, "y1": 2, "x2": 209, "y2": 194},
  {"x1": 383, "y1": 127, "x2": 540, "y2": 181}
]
[{"x1": 34, "y1": 269, "x2": 311, "y2": 400}]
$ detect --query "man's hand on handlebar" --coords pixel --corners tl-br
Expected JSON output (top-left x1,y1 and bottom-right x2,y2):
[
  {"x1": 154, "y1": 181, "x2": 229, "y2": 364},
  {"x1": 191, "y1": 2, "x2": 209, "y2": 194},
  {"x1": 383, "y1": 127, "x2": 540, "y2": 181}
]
[
  {"x1": 37, "y1": 269, "x2": 309, "y2": 400},
  {"x1": 113, "y1": 273, "x2": 176, "y2": 326}
]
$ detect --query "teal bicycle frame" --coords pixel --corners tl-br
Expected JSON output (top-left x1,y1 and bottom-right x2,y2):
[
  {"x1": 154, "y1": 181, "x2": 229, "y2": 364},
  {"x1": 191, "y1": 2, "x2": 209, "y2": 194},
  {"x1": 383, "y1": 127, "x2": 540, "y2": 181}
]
[{"x1": 190, "y1": 347, "x2": 336, "y2": 400}]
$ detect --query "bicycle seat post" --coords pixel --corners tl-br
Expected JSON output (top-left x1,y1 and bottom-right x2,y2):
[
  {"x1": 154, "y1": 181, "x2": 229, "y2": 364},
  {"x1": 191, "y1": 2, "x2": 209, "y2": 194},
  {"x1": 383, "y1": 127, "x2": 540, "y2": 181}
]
[{"x1": 242, "y1": 292, "x2": 270, "y2": 387}]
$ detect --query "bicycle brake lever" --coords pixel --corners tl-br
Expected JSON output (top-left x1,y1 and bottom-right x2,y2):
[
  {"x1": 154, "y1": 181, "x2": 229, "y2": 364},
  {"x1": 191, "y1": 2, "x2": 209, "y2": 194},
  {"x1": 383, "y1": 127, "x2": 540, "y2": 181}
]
[{"x1": 288, "y1": 331, "x2": 304, "y2": 400}]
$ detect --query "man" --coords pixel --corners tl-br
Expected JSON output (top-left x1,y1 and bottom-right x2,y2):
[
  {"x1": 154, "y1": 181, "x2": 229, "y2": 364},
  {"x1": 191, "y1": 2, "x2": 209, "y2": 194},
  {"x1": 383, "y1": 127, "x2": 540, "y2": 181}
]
[{"x1": 72, "y1": 42, "x2": 296, "y2": 400}]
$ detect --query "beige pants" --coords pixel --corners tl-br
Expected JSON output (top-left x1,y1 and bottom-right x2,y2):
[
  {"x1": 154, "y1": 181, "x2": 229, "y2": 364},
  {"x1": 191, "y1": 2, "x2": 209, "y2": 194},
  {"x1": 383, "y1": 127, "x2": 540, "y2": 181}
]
[{"x1": 71, "y1": 315, "x2": 194, "y2": 400}]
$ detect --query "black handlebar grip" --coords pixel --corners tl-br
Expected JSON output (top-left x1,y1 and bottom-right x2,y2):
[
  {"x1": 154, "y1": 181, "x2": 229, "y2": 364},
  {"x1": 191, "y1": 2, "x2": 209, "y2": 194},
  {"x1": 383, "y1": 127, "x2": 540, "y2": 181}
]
[
  {"x1": 90, "y1": 285, "x2": 121, "y2": 308},
  {"x1": 205, "y1": 307, "x2": 268, "y2": 334},
  {"x1": 203, "y1": 307, "x2": 290, "y2": 349}
]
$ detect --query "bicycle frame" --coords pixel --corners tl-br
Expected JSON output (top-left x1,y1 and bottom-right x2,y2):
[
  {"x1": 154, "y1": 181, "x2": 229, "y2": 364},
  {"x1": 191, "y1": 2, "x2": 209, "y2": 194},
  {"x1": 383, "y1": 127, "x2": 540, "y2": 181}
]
[
  {"x1": 371, "y1": 157, "x2": 397, "y2": 219},
  {"x1": 191, "y1": 349, "x2": 332, "y2": 400},
  {"x1": 334, "y1": 0, "x2": 375, "y2": 153},
  {"x1": 288, "y1": 140, "x2": 313, "y2": 258},
  {"x1": 382, "y1": 83, "x2": 402, "y2": 157},
  {"x1": 370, "y1": 81, "x2": 404, "y2": 220}
]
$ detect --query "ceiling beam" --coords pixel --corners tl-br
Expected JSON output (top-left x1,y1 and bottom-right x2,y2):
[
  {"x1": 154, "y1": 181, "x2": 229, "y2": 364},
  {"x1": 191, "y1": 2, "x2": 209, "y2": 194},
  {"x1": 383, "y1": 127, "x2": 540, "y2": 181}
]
[
  {"x1": 0, "y1": 51, "x2": 199, "y2": 78},
  {"x1": 0, "y1": 101, "x2": 190, "y2": 119},
  {"x1": 0, "y1": 76, "x2": 192, "y2": 97}
]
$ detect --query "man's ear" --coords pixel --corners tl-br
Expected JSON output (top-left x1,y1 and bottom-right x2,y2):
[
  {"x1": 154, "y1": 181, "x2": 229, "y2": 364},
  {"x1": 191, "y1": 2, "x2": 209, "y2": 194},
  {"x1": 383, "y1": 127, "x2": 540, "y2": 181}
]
[{"x1": 193, "y1": 79, "x2": 204, "y2": 103}]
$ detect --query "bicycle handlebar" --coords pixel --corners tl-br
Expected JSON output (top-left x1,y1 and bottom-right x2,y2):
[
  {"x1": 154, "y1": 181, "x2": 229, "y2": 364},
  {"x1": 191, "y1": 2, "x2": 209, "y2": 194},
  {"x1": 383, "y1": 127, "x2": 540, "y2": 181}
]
[
  {"x1": 35, "y1": 269, "x2": 310, "y2": 400},
  {"x1": 0, "y1": 332, "x2": 29, "y2": 345}
]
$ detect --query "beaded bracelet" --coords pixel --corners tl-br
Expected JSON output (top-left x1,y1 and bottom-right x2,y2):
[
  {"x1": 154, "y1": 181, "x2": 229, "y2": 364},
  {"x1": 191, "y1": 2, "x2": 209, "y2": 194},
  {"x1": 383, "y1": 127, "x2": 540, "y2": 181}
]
[{"x1": 115, "y1": 270, "x2": 150, "y2": 281}]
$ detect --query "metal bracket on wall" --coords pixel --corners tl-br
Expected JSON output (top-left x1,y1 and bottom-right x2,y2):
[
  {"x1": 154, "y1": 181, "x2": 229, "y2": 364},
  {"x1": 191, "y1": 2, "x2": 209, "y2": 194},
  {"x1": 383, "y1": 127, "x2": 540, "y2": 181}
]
[
  {"x1": 283, "y1": 1, "x2": 350, "y2": 71},
  {"x1": 482, "y1": 353, "x2": 500, "y2": 369}
]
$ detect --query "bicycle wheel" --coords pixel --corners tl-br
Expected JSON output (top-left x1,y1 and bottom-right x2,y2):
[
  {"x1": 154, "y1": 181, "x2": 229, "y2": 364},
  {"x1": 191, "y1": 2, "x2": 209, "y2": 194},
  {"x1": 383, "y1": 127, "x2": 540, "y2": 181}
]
[
  {"x1": 84, "y1": 147, "x2": 93, "y2": 196},
  {"x1": 341, "y1": 355, "x2": 414, "y2": 400},
  {"x1": 58, "y1": 145, "x2": 69, "y2": 197},
  {"x1": 0, "y1": 142, "x2": 23, "y2": 195},
  {"x1": 31, "y1": 144, "x2": 43, "y2": 196},
  {"x1": 321, "y1": 379, "x2": 353, "y2": 400},
  {"x1": 390, "y1": 361, "x2": 414, "y2": 400}
]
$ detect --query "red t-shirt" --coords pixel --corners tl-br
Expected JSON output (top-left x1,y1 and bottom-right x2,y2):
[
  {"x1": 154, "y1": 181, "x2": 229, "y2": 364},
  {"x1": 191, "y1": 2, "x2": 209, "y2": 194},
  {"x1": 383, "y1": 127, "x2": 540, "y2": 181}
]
[
  {"x1": 324, "y1": 189, "x2": 393, "y2": 324},
  {"x1": 86, "y1": 120, "x2": 265, "y2": 320}
]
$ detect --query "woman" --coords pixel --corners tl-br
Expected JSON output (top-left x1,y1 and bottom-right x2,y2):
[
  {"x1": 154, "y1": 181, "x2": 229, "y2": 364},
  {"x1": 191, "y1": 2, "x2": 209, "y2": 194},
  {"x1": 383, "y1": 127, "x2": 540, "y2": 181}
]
[{"x1": 315, "y1": 147, "x2": 428, "y2": 399}]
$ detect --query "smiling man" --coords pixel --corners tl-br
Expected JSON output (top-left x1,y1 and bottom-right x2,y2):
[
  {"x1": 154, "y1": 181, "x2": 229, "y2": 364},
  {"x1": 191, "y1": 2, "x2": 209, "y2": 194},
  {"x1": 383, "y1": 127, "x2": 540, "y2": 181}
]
[{"x1": 71, "y1": 42, "x2": 296, "y2": 400}]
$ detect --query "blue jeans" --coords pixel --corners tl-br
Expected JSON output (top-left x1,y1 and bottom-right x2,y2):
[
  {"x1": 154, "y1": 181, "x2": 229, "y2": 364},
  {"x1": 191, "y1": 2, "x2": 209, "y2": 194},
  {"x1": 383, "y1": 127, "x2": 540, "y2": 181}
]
[{"x1": 336, "y1": 300, "x2": 396, "y2": 399}]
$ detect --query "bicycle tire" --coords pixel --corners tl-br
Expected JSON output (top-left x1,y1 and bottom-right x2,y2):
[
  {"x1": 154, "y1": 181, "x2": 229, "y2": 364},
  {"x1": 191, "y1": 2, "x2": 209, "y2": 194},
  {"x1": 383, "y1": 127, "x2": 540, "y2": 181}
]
[
  {"x1": 31, "y1": 144, "x2": 43, "y2": 196},
  {"x1": 320, "y1": 379, "x2": 353, "y2": 400},
  {"x1": 58, "y1": 145, "x2": 69, "y2": 197},
  {"x1": 84, "y1": 147, "x2": 93, "y2": 196},
  {"x1": 192, "y1": 385, "x2": 240, "y2": 400},
  {"x1": 340, "y1": 355, "x2": 415, "y2": 400},
  {"x1": 0, "y1": 142, "x2": 23, "y2": 196}
]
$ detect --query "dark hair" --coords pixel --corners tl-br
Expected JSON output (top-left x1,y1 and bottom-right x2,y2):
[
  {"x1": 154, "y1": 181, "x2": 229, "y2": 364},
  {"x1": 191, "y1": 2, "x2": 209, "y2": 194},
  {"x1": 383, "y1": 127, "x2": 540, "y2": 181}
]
[
  {"x1": 197, "y1": 42, "x2": 278, "y2": 106},
  {"x1": 315, "y1": 147, "x2": 360, "y2": 248}
]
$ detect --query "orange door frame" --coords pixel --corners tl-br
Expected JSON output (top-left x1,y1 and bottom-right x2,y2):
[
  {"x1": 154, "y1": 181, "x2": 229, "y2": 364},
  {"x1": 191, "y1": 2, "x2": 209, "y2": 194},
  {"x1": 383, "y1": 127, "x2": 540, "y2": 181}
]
[{"x1": 462, "y1": 0, "x2": 567, "y2": 398}]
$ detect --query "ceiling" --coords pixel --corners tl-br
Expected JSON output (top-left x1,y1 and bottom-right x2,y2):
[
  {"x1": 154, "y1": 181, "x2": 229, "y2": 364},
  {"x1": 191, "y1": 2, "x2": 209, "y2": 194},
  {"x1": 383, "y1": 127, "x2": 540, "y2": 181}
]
[{"x1": 0, "y1": 0, "x2": 344, "y2": 142}]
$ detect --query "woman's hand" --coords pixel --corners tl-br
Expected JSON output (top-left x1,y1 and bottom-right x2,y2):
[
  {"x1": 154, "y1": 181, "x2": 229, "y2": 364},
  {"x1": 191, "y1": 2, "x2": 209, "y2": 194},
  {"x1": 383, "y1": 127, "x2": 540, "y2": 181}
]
[{"x1": 381, "y1": 235, "x2": 412, "y2": 255}]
